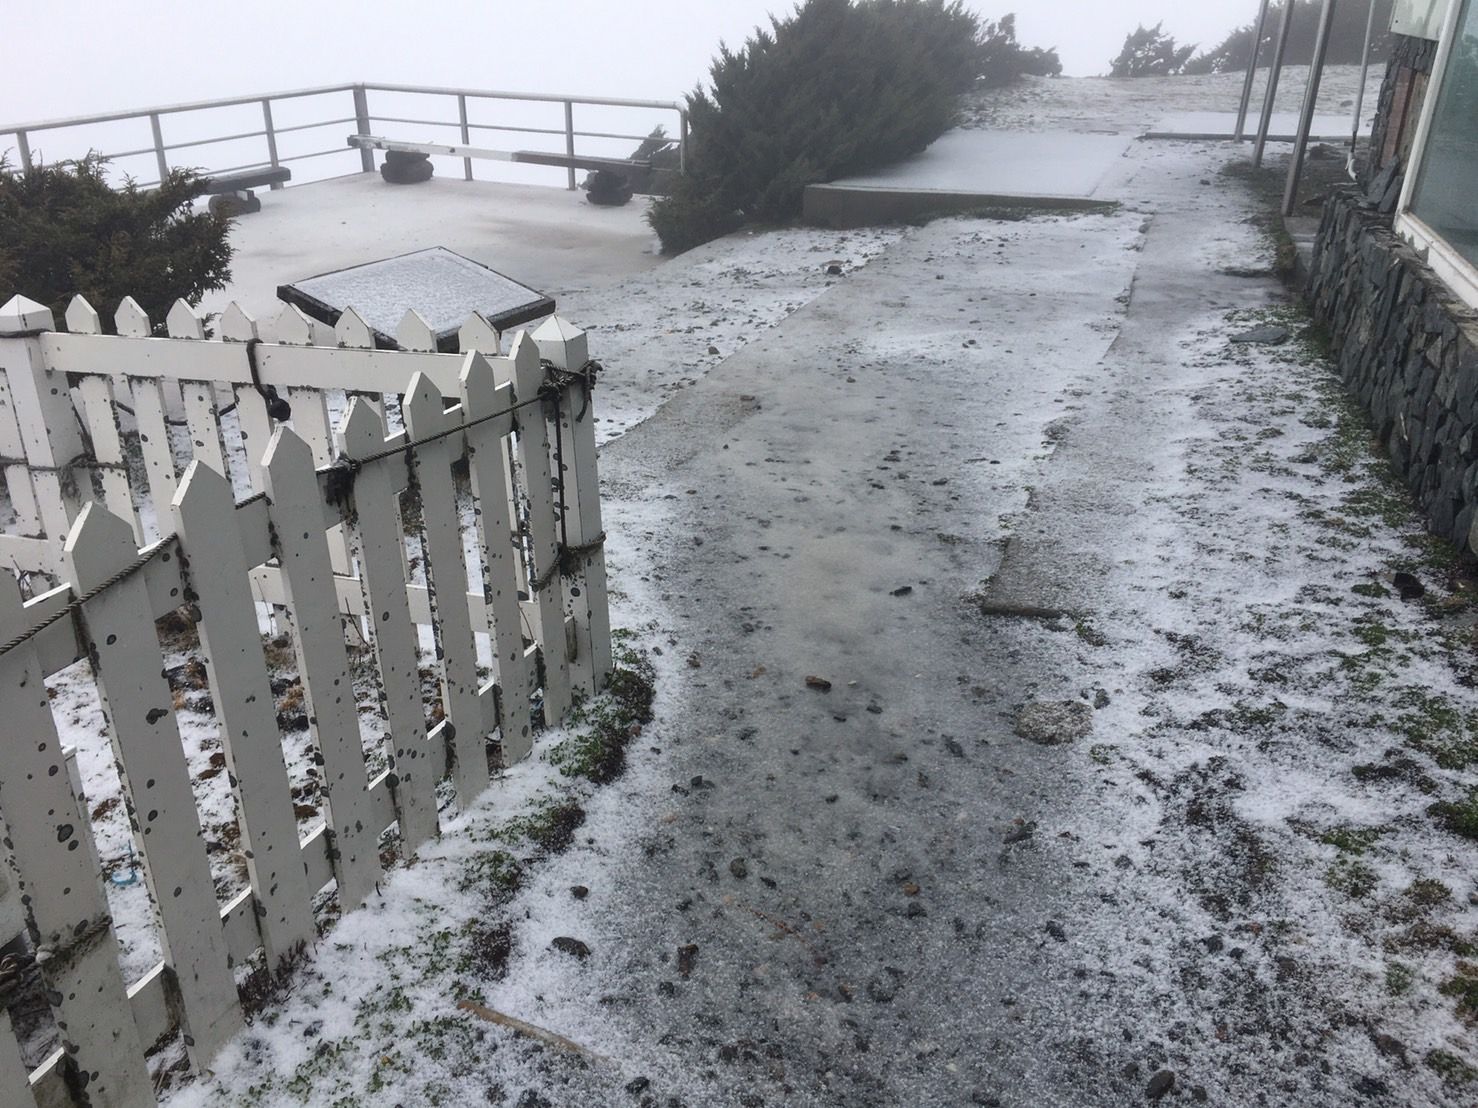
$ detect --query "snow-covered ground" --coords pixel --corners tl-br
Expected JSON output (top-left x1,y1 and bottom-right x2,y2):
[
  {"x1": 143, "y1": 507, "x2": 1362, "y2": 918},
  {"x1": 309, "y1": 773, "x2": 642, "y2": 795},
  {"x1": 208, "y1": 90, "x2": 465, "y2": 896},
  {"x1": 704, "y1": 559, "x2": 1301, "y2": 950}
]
[{"x1": 21, "y1": 64, "x2": 1478, "y2": 1106}]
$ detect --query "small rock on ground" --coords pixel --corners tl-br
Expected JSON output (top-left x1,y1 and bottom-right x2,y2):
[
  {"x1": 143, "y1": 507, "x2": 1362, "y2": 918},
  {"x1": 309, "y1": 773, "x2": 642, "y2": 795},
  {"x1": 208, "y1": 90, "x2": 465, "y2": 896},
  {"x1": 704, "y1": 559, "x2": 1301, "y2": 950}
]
[{"x1": 1014, "y1": 700, "x2": 1094, "y2": 744}]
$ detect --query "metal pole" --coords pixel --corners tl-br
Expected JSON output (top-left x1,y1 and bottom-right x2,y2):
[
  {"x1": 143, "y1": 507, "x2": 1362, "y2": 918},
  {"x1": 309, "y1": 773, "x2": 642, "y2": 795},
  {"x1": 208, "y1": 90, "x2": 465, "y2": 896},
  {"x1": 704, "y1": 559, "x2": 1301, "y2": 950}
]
[
  {"x1": 1283, "y1": 0, "x2": 1340, "y2": 215},
  {"x1": 352, "y1": 85, "x2": 373, "y2": 172},
  {"x1": 1235, "y1": 0, "x2": 1273, "y2": 141},
  {"x1": 458, "y1": 94, "x2": 472, "y2": 181},
  {"x1": 678, "y1": 110, "x2": 688, "y2": 173},
  {"x1": 564, "y1": 100, "x2": 576, "y2": 190},
  {"x1": 14, "y1": 130, "x2": 31, "y2": 173},
  {"x1": 149, "y1": 111, "x2": 168, "y2": 183},
  {"x1": 261, "y1": 99, "x2": 282, "y2": 186},
  {"x1": 1253, "y1": 0, "x2": 1298, "y2": 167},
  {"x1": 1351, "y1": 0, "x2": 1379, "y2": 154}
]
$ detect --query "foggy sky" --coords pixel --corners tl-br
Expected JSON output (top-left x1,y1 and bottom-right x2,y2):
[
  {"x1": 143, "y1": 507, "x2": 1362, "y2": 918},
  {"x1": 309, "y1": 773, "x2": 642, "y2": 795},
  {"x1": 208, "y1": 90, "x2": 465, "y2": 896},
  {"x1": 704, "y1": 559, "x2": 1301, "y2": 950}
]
[{"x1": 1, "y1": 1, "x2": 1268, "y2": 124}]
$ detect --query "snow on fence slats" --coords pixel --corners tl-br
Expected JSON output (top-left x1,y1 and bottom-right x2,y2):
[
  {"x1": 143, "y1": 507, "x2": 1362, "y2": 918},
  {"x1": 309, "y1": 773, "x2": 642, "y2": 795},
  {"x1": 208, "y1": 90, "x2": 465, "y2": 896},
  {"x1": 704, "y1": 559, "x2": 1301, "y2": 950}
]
[
  {"x1": 0, "y1": 576, "x2": 155, "y2": 1107},
  {"x1": 63, "y1": 503, "x2": 246, "y2": 1066},
  {"x1": 0, "y1": 294, "x2": 610, "y2": 1106}
]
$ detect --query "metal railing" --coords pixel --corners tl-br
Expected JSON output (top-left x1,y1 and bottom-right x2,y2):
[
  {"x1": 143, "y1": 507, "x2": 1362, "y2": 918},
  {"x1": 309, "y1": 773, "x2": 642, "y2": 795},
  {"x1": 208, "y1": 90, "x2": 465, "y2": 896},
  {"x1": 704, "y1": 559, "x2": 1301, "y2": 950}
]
[{"x1": 0, "y1": 82, "x2": 688, "y2": 191}]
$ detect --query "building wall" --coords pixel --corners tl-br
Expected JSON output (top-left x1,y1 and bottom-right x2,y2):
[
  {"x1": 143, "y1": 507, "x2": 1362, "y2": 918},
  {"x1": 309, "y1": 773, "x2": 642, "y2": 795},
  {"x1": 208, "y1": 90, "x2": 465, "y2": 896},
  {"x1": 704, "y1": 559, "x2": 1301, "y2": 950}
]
[
  {"x1": 1306, "y1": 186, "x2": 1478, "y2": 549},
  {"x1": 1368, "y1": 33, "x2": 1440, "y2": 179}
]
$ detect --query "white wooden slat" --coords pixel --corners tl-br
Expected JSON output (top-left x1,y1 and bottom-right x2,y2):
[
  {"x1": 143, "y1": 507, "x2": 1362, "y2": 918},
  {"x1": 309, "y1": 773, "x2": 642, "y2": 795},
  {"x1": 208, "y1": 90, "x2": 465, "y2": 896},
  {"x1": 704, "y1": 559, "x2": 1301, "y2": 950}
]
[
  {"x1": 334, "y1": 307, "x2": 374, "y2": 350},
  {"x1": 127, "y1": 376, "x2": 178, "y2": 535},
  {"x1": 460, "y1": 352, "x2": 533, "y2": 761},
  {"x1": 181, "y1": 381, "x2": 230, "y2": 477},
  {"x1": 114, "y1": 296, "x2": 151, "y2": 338},
  {"x1": 171, "y1": 462, "x2": 317, "y2": 966},
  {"x1": 338, "y1": 400, "x2": 440, "y2": 852},
  {"x1": 64, "y1": 295, "x2": 102, "y2": 335},
  {"x1": 284, "y1": 387, "x2": 352, "y2": 575},
  {"x1": 64, "y1": 505, "x2": 244, "y2": 1065},
  {"x1": 1, "y1": 320, "x2": 84, "y2": 547},
  {"x1": 219, "y1": 303, "x2": 258, "y2": 344},
  {"x1": 0, "y1": 352, "x2": 42, "y2": 537},
  {"x1": 536, "y1": 318, "x2": 612, "y2": 690},
  {"x1": 261, "y1": 428, "x2": 380, "y2": 912},
  {"x1": 0, "y1": 1009, "x2": 36, "y2": 1108},
  {"x1": 397, "y1": 309, "x2": 438, "y2": 354},
  {"x1": 458, "y1": 311, "x2": 501, "y2": 355},
  {"x1": 0, "y1": 573, "x2": 155, "y2": 1108},
  {"x1": 266, "y1": 304, "x2": 314, "y2": 347},
  {"x1": 232, "y1": 385, "x2": 274, "y2": 491},
  {"x1": 42, "y1": 332, "x2": 469, "y2": 396},
  {"x1": 510, "y1": 333, "x2": 571, "y2": 722},
  {"x1": 166, "y1": 299, "x2": 207, "y2": 340},
  {"x1": 75, "y1": 376, "x2": 143, "y2": 542},
  {"x1": 402, "y1": 373, "x2": 487, "y2": 800}
]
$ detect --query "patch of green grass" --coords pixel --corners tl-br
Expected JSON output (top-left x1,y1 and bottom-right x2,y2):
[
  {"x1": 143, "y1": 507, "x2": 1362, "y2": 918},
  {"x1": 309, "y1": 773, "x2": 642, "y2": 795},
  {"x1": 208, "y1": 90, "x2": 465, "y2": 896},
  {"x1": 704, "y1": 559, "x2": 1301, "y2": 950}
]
[
  {"x1": 548, "y1": 638, "x2": 656, "y2": 784},
  {"x1": 1088, "y1": 744, "x2": 1116, "y2": 765},
  {"x1": 1430, "y1": 789, "x2": 1478, "y2": 841},
  {"x1": 1396, "y1": 690, "x2": 1478, "y2": 771},
  {"x1": 1426, "y1": 1049, "x2": 1478, "y2": 1086},
  {"x1": 1326, "y1": 858, "x2": 1379, "y2": 899},
  {"x1": 1351, "y1": 581, "x2": 1390, "y2": 599},
  {"x1": 1386, "y1": 961, "x2": 1415, "y2": 996},
  {"x1": 456, "y1": 848, "x2": 522, "y2": 896},
  {"x1": 1319, "y1": 826, "x2": 1385, "y2": 856},
  {"x1": 1407, "y1": 877, "x2": 1454, "y2": 907}
]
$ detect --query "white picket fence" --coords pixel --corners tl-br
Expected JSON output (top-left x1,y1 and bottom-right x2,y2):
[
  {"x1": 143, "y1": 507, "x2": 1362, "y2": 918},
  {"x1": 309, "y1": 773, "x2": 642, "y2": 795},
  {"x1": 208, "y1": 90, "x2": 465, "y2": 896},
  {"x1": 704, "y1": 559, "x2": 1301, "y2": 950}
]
[{"x1": 0, "y1": 294, "x2": 611, "y2": 1106}]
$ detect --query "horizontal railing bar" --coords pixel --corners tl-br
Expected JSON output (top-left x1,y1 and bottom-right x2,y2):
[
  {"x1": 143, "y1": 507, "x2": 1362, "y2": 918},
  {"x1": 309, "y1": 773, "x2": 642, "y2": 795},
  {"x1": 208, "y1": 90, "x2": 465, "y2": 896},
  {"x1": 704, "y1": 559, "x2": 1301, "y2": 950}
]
[
  {"x1": 0, "y1": 83, "x2": 359, "y2": 134},
  {"x1": 276, "y1": 147, "x2": 353, "y2": 164},
  {"x1": 464, "y1": 122, "x2": 571, "y2": 138},
  {"x1": 361, "y1": 81, "x2": 683, "y2": 112},
  {"x1": 162, "y1": 127, "x2": 269, "y2": 152},
  {"x1": 369, "y1": 114, "x2": 467, "y2": 128},
  {"x1": 272, "y1": 115, "x2": 357, "y2": 135}
]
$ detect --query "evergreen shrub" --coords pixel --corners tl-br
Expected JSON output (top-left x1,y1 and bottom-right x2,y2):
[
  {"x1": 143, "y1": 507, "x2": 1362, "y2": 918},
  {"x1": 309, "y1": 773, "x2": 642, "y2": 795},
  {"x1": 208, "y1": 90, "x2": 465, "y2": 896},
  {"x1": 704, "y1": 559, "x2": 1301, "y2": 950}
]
[{"x1": 0, "y1": 154, "x2": 232, "y2": 329}]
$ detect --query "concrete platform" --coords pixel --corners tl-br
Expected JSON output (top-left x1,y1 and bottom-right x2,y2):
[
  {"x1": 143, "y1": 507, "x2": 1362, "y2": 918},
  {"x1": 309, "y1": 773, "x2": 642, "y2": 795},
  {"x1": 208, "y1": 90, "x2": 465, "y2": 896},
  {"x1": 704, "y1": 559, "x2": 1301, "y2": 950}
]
[
  {"x1": 202, "y1": 172, "x2": 664, "y2": 325},
  {"x1": 1146, "y1": 111, "x2": 1369, "y2": 142},
  {"x1": 804, "y1": 130, "x2": 1131, "y2": 228}
]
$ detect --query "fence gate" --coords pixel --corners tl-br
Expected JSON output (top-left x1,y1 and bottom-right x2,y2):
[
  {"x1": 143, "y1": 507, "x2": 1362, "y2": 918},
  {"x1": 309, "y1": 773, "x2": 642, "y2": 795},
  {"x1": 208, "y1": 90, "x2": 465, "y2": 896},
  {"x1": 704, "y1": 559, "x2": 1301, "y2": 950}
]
[{"x1": 0, "y1": 293, "x2": 611, "y2": 1106}]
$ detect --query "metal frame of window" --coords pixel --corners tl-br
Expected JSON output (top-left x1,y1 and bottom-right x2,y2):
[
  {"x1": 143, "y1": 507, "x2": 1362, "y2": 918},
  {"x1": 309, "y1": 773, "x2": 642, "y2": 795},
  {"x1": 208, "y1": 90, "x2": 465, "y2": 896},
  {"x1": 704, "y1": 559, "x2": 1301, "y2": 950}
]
[{"x1": 1395, "y1": 0, "x2": 1478, "y2": 309}]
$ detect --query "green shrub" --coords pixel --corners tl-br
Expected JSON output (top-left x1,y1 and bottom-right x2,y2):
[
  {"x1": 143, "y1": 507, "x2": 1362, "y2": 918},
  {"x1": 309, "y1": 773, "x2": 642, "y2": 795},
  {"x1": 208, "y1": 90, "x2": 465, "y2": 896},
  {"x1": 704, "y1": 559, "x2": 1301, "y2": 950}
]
[
  {"x1": 1109, "y1": 23, "x2": 1196, "y2": 77},
  {"x1": 648, "y1": 0, "x2": 1060, "y2": 254},
  {"x1": 1184, "y1": 0, "x2": 1395, "y2": 75},
  {"x1": 0, "y1": 154, "x2": 232, "y2": 330}
]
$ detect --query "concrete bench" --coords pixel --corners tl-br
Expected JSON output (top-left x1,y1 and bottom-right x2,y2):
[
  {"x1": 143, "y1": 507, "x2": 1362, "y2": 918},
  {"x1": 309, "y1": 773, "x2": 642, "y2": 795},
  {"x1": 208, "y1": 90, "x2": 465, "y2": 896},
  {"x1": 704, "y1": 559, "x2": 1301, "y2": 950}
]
[{"x1": 203, "y1": 165, "x2": 291, "y2": 216}]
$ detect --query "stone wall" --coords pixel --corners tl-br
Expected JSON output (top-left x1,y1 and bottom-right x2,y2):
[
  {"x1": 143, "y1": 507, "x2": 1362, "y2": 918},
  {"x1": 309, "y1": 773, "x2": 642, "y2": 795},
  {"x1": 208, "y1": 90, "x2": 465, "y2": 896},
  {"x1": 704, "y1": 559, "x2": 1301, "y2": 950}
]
[{"x1": 1306, "y1": 187, "x2": 1478, "y2": 550}]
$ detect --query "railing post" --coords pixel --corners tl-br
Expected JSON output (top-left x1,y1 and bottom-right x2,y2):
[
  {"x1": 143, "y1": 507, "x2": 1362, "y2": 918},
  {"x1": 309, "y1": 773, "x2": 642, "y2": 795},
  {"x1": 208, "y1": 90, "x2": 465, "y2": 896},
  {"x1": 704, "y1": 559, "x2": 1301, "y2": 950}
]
[
  {"x1": 1253, "y1": 0, "x2": 1298, "y2": 168},
  {"x1": 1284, "y1": 0, "x2": 1339, "y2": 216},
  {"x1": 458, "y1": 93, "x2": 473, "y2": 181},
  {"x1": 678, "y1": 109, "x2": 688, "y2": 174},
  {"x1": 0, "y1": 295, "x2": 85, "y2": 548},
  {"x1": 1234, "y1": 0, "x2": 1272, "y2": 142},
  {"x1": 148, "y1": 110, "x2": 168, "y2": 184},
  {"x1": 13, "y1": 129, "x2": 31, "y2": 173},
  {"x1": 352, "y1": 84, "x2": 374, "y2": 172},
  {"x1": 261, "y1": 98, "x2": 283, "y2": 186},
  {"x1": 564, "y1": 99, "x2": 576, "y2": 190}
]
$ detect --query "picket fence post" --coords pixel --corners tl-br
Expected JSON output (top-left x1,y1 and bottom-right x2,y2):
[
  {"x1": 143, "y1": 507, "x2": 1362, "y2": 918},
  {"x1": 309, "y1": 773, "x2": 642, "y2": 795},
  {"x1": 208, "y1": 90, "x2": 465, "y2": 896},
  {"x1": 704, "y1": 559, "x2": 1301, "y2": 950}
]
[
  {"x1": 535, "y1": 317, "x2": 612, "y2": 693},
  {"x1": 0, "y1": 573, "x2": 154, "y2": 1107},
  {"x1": 0, "y1": 295, "x2": 85, "y2": 550}
]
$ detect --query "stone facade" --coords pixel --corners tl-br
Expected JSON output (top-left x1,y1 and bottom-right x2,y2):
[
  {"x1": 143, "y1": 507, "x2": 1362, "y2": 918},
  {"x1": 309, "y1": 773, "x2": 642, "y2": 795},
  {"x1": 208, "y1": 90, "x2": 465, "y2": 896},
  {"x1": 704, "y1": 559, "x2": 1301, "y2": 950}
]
[{"x1": 1306, "y1": 186, "x2": 1478, "y2": 550}]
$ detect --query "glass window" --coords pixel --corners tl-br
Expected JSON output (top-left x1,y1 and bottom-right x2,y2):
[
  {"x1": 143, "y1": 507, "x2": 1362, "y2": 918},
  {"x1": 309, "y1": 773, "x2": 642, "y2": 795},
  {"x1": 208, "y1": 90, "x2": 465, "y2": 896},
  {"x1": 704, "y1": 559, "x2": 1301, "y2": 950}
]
[{"x1": 1411, "y1": 0, "x2": 1478, "y2": 270}]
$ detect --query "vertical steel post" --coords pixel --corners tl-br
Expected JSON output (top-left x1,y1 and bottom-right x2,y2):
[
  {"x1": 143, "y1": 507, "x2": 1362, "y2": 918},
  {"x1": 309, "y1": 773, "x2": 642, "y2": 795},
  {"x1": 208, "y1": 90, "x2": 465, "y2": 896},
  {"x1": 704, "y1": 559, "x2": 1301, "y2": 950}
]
[
  {"x1": 458, "y1": 94, "x2": 472, "y2": 181},
  {"x1": 678, "y1": 109, "x2": 689, "y2": 173},
  {"x1": 1253, "y1": 0, "x2": 1299, "y2": 166},
  {"x1": 261, "y1": 98, "x2": 282, "y2": 186},
  {"x1": 14, "y1": 130, "x2": 31, "y2": 173},
  {"x1": 1235, "y1": 0, "x2": 1274, "y2": 141},
  {"x1": 1284, "y1": 0, "x2": 1340, "y2": 215},
  {"x1": 1351, "y1": 0, "x2": 1379, "y2": 149},
  {"x1": 352, "y1": 85, "x2": 373, "y2": 172},
  {"x1": 149, "y1": 111, "x2": 168, "y2": 184},
  {"x1": 564, "y1": 100, "x2": 577, "y2": 190}
]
